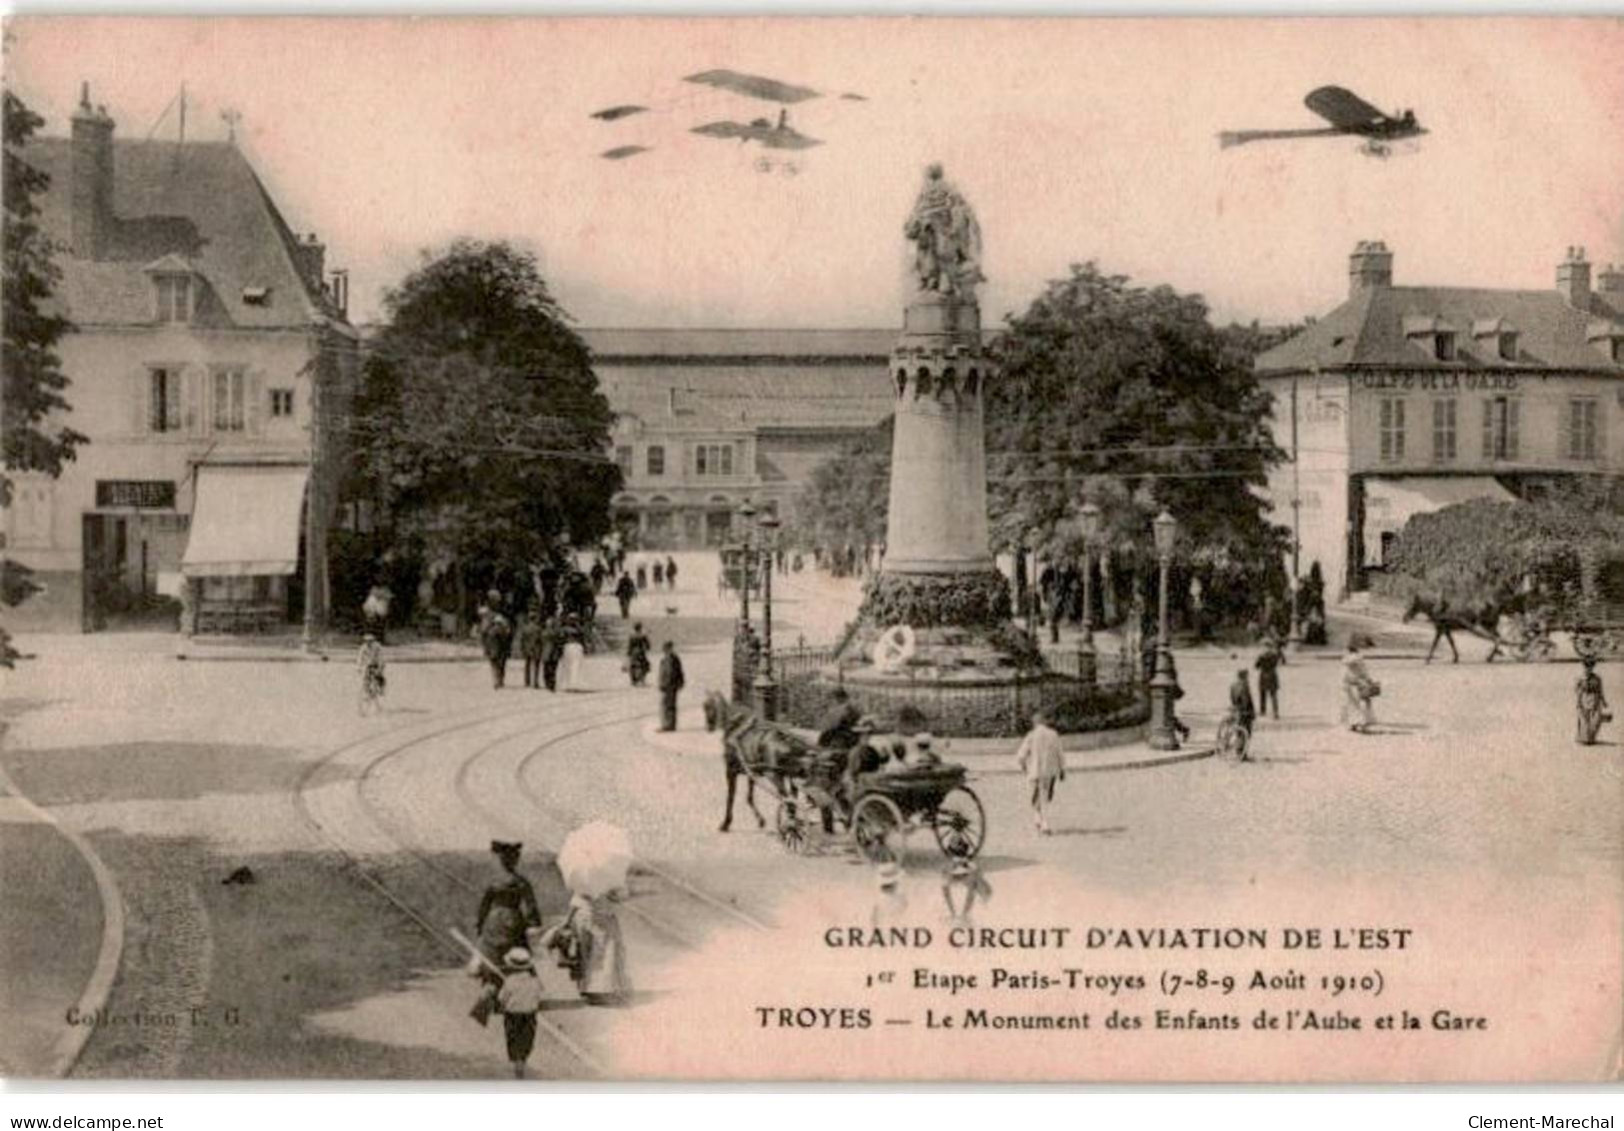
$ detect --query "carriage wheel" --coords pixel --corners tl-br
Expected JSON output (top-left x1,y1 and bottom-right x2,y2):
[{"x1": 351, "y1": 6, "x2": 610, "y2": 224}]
[
  {"x1": 775, "y1": 797, "x2": 809, "y2": 855},
  {"x1": 852, "y1": 793, "x2": 906, "y2": 863},
  {"x1": 1217, "y1": 719, "x2": 1251, "y2": 762},
  {"x1": 931, "y1": 786, "x2": 986, "y2": 859}
]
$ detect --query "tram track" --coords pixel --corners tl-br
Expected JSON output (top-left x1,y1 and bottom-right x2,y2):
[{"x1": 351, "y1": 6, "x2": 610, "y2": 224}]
[{"x1": 289, "y1": 687, "x2": 774, "y2": 1078}]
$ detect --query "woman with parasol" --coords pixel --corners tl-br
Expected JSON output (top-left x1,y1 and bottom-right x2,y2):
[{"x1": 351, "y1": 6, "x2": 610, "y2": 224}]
[{"x1": 542, "y1": 821, "x2": 632, "y2": 1006}]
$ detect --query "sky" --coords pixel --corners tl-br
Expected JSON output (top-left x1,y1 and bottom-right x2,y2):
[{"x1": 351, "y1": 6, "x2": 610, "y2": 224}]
[{"x1": 6, "y1": 16, "x2": 1623, "y2": 330}]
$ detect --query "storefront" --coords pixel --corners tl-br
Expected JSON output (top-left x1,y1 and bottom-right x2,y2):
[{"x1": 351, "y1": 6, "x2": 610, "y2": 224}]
[{"x1": 179, "y1": 464, "x2": 309, "y2": 633}]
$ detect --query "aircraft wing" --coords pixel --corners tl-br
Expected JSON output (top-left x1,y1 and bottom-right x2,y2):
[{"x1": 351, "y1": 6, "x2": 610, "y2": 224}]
[
  {"x1": 692, "y1": 120, "x2": 752, "y2": 140},
  {"x1": 591, "y1": 105, "x2": 648, "y2": 121},
  {"x1": 691, "y1": 120, "x2": 823, "y2": 149},
  {"x1": 685, "y1": 69, "x2": 821, "y2": 104},
  {"x1": 601, "y1": 145, "x2": 651, "y2": 160},
  {"x1": 1305, "y1": 85, "x2": 1388, "y2": 130}
]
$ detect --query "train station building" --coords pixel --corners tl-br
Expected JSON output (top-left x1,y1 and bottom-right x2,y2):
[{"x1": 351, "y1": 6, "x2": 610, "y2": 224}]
[{"x1": 1257, "y1": 241, "x2": 1624, "y2": 600}]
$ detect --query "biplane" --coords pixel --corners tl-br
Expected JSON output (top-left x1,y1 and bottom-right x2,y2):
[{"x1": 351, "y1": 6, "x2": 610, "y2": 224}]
[
  {"x1": 1219, "y1": 85, "x2": 1426, "y2": 157},
  {"x1": 590, "y1": 67, "x2": 853, "y2": 170}
]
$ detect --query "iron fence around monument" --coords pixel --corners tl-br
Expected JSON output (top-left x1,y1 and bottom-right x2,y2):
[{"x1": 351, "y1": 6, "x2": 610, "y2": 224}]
[{"x1": 766, "y1": 641, "x2": 1148, "y2": 739}]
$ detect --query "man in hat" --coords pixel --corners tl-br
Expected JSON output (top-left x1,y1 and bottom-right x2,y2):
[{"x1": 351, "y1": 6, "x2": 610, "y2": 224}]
[
  {"x1": 475, "y1": 595, "x2": 513, "y2": 690},
  {"x1": 657, "y1": 640, "x2": 685, "y2": 731},
  {"x1": 496, "y1": 947, "x2": 544, "y2": 1079}
]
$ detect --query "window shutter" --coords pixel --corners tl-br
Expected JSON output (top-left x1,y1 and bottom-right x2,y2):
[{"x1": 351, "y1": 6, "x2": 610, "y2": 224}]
[
  {"x1": 131, "y1": 370, "x2": 148, "y2": 436},
  {"x1": 1507, "y1": 401, "x2": 1520, "y2": 460},
  {"x1": 684, "y1": 443, "x2": 695, "y2": 477},
  {"x1": 1481, "y1": 400, "x2": 1493, "y2": 459},
  {"x1": 186, "y1": 369, "x2": 204, "y2": 437},
  {"x1": 246, "y1": 370, "x2": 264, "y2": 435}
]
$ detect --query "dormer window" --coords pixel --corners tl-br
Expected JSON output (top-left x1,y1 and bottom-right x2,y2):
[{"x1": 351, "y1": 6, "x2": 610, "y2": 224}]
[
  {"x1": 1471, "y1": 318, "x2": 1519, "y2": 363},
  {"x1": 1403, "y1": 314, "x2": 1458, "y2": 363},
  {"x1": 1586, "y1": 319, "x2": 1624, "y2": 366},
  {"x1": 1498, "y1": 333, "x2": 1518, "y2": 361},
  {"x1": 155, "y1": 274, "x2": 191, "y2": 323}
]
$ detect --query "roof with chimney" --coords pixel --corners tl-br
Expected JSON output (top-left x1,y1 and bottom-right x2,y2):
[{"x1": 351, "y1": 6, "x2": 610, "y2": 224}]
[
  {"x1": 1257, "y1": 251, "x2": 1624, "y2": 375},
  {"x1": 23, "y1": 133, "x2": 343, "y2": 331}
]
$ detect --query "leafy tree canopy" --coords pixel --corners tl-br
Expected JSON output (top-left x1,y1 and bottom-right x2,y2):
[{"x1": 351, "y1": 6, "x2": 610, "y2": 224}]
[
  {"x1": 986, "y1": 263, "x2": 1289, "y2": 578},
  {"x1": 3, "y1": 90, "x2": 85, "y2": 505},
  {"x1": 790, "y1": 416, "x2": 892, "y2": 553},
  {"x1": 351, "y1": 240, "x2": 620, "y2": 578}
]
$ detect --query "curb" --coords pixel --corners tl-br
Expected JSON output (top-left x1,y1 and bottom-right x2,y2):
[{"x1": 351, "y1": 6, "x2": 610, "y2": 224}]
[
  {"x1": 0, "y1": 730, "x2": 125, "y2": 1080},
  {"x1": 174, "y1": 651, "x2": 485, "y2": 665}
]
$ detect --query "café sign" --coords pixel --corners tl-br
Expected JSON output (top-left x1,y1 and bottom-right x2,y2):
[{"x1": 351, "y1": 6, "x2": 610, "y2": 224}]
[
  {"x1": 96, "y1": 480, "x2": 176, "y2": 509},
  {"x1": 1359, "y1": 372, "x2": 1519, "y2": 392}
]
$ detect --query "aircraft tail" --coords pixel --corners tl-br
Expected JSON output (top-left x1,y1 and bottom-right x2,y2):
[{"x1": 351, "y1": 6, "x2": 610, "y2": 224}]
[{"x1": 1218, "y1": 131, "x2": 1247, "y2": 149}]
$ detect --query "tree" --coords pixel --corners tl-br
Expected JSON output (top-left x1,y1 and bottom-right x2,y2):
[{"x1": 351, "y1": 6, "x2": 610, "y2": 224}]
[
  {"x1": 987, "y1": 263, "x2": 1290, "y2": 628},
  {"x1": 350, "y1": 241, "x2": 620, "y2": 616},
  {"x1": 3, "y1": 90, "x2": 84, "y2": 506},
  {"x1": 791, "y1": 416, "x2": 892, "y2": 558}
]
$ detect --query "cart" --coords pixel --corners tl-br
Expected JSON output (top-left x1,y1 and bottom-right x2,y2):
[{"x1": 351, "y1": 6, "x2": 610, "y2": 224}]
[{"x1": 773, "y1": 754, "x2": 986, "y2": 863}]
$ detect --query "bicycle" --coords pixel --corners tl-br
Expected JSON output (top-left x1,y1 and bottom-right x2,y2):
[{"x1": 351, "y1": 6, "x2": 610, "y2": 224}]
[
  {"x1": 1214, "y1": 710, "x2": 1252, "y2": 762},
  {"x1": 359, "y1": 662, "x2": 386, "y2": 716}
]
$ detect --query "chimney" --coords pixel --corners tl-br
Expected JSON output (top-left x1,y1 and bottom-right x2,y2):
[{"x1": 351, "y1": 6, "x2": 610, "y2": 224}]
[
  {"x1": 69, "y1": 82, "x2": 115, "y2": 259},
  {"x1": 297, "y1": 233, "x2": 326, "y2": 290},
  {"x1": 1557, "y1": 246, "x2": 1592, "y2": 310},
  {"x1": 1348, "y1": 240, "x2": 1393, "y2": 297},
  {"x1": 1596, "y1": 262, "x2": 1624, "y2": 298}
]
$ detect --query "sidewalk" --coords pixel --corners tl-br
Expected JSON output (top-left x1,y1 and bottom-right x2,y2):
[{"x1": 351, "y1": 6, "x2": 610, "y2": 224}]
[{"x1": 0, "y1": 751, "x2": 124, "y2": 1078}]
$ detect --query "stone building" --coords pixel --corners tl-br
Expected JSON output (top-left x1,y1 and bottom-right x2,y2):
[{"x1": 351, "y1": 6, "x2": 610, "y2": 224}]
[
  {"x1": 1257, "y1": 241, "x2": 1624, "y2": 600},
  {"x1": 585, "y1": 328, "x2": 894, "y2": 548},
  {"x1": 3, "y1": 85, "x2": 359, "y2": 633}
]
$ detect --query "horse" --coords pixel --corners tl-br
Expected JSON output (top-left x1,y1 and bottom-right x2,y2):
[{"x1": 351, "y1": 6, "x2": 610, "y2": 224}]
[
  {"x1": 1401, "y1": 593, "x2": 1512, "y2": 664},
  {"x1": 705, "y1": 691, "x2": 816, "y2": 833}
]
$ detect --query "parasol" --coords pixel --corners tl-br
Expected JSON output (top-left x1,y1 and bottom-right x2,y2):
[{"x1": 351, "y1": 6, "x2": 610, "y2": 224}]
[{"x1": 556, "y1": 821, "x2": 634, "y2": 898}]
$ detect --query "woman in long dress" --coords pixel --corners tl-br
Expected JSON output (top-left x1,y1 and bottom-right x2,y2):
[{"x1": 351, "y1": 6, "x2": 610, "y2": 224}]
[
  {"x1": 570, "y1": 892, "x2": 628, "y2": 1005},
  {"x1": 558, "y1": 617, "x2": 586, "y2": 692},
  {"x1": 1341, "y1": 640, "x2": 1376, "y2": 734}
]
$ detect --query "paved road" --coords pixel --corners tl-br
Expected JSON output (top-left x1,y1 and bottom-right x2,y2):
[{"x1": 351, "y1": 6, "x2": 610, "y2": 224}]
[{"x1": 1, "y1": 601, "x2": 1618, "y2": 1078}]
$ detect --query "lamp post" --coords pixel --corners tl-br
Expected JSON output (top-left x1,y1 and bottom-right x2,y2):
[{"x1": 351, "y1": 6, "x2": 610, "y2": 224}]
[
  {"x1": 1147, "y1": 509, "x2": 1182, "y2": 751},
  {"x1": 754, "y1": 510, "x2": 781, "y2": 720},
  {"x1": 736, "y1": 501, "x2": 757, "y2": 627},
  {"x1": 1078, "y1": 502, "x2": 1101, "y2": 686}
]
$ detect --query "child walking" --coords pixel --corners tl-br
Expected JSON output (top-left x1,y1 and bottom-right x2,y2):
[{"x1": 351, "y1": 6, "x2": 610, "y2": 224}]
[
  {"x1": 495, "y1": 947, "x2": 544, "y2": 1079},
  {"x1": 1013, "y1": 710, "x2": 1066, "y2": 834}
]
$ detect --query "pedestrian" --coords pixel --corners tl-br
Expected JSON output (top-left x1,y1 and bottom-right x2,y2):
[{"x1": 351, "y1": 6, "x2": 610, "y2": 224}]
[
  {"x1": 495, "y1": 947, "x2": 544, "y2": 1079},
  {"x1": 635, "y1": 561, "x2": 648, "y2": 591},
  {"x1": 625, "y1": 622, "x2": 651, "y2": 687},
  {"x1": 816, "y1": 688, "x2": 863, "y2": 833},
  {"x1": 614, "y1": 572, "x2": 636, "y2": 619},
  {"x1": 589, "y1": 559, "x2": 606, "y2": 594},
  {"x1": 1341, "y1": 638, "x2": 1378, "y2": 734},
  {"x1": 1255, "y1": 637, "x2": 1284, "y2": 720},
  {"x1": 357, "y1": 632, "x2": 386, "y2": 716},
  {"x1": 653, "y1": 560, "x2": 665, "y2": 589},
  {"x1": 545, "y1": 891, "x2": 628, "y2": 1007},
  {"x1": 1013, "y1": 709, "x2": 1065, "y2": 835},
  {"x1": 541, "y1": 617, "x2": 564, "y2": 692},
  {"x1": 558, "y1": 616, "x2": 586, "y2": 692},
  {"x1": 665, "y1": 555, "x2": 678, "y2": 590},
  {"x1": 518, "y1": 609, "x2": 545, "y2": 689},
  {"x1": 657, "y1": 640, "x2": 685, "y2": 731},
  {"x1": 1229, "y1": 663, "x2": 1256, "y2": 735},
  {"x1": 475, "y1": 597, "x2": 514, "y2": 690},
  {"x1": 470, "y1": 840, "x2": 540, "y2": 1022},
  {"x1": 362, "y1": 581, "x2": 392, "y2": 644},
  {"x1": 1576, "y1": 658, "x2": 1610, "y2": 745}
]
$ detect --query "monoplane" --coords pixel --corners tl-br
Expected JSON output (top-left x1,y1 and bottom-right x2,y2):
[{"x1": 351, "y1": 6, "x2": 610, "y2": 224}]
[{"x1": 1219, "y1": 85, "x2": 1426, "y2": 158}]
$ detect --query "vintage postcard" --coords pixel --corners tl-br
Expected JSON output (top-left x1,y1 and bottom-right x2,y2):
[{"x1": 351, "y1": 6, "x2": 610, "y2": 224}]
[{"x1": 1, "y1": 15, "x2": 1621, "y2": 1084}]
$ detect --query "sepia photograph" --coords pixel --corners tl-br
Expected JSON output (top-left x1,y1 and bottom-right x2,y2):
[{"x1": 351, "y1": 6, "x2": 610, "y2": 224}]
[{"x1": 0, "y1": 14, "x2": 1621, "y2": 1087}]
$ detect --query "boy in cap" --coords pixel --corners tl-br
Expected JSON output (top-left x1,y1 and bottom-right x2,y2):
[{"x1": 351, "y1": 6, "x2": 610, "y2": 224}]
[{"x1": 496, "y1": 947, "x2": 544, "y2": 1079}]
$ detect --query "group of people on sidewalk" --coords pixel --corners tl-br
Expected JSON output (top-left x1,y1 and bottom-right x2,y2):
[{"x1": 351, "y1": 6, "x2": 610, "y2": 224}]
[
  {"x1": 468, "y1": 840, "x2": 629, "y2": 1079},
  {"x1": 477, "y1": 596, "x2": 589, "y2": 692}
]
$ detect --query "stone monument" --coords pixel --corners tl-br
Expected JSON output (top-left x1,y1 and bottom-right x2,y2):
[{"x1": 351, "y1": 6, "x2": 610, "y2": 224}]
[{"x1": 826, "y1": 164, "x2": 1041, "y2": 732}]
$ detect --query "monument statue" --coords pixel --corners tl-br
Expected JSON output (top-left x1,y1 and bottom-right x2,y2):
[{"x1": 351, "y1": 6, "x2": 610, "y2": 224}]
[{"x1": 904, "y1": 163, "x2": 985, "y2": 297}]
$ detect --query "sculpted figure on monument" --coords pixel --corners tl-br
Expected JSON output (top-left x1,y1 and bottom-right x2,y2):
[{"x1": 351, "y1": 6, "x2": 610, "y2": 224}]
[{"x1": 905, "y1": 163, "x2": 985, "y2": 297}]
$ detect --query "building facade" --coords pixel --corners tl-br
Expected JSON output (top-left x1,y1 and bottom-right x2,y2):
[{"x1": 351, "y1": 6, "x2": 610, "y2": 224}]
[
  {"x1": 586, "y1": 328, "x2": 895, "y2": 549},
  {"x1": 1257, "y1": 242, "x2": 1624, "y2": 600},
  {"x1": 3, "y1": 85, "x2": 359, "y2": 633}
]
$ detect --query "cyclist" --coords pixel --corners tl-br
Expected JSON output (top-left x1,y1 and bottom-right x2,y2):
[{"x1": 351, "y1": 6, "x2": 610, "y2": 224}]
[
  {"x1": 1222, "y1": 664, "x2": 1256, "y2": 760},
  {"x1": 358, "y1": 632, "x2": 386, "y2": 716}
]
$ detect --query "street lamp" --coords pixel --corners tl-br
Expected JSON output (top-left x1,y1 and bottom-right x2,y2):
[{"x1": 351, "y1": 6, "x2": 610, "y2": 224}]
[
  {"x1": 1147, "y1": 509, "x2": 1182, "y2": 751},
  {"x1": 754, "y1": 510, "x2": 781, "y2": 720},
  {"x1": 736, "y1": 501, "x2": 757, "y2": 627},
  {"x1": 1077, "y1": 502, "x2": 1102, "y2": 686}
]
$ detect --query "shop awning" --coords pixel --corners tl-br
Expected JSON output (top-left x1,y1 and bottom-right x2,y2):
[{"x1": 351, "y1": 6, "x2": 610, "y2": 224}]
[
  {"x1": 1363, "y1": 475, "x2": 1516, "y2": 565},
  {"x1": 181, "y1": 465, "x2": 309, "y2": 577}
]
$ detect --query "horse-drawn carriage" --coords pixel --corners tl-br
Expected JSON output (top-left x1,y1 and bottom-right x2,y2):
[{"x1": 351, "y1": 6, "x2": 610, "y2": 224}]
[
  {"x1": 707, "y1": 692, "x2": 987, "y2": 863},
  {"x1": 716, "y1": 546, "x2": 761, "y2": 598},
  {"x1": 1565, "y1": 554, "x2": 1624, "y2": 661}
]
